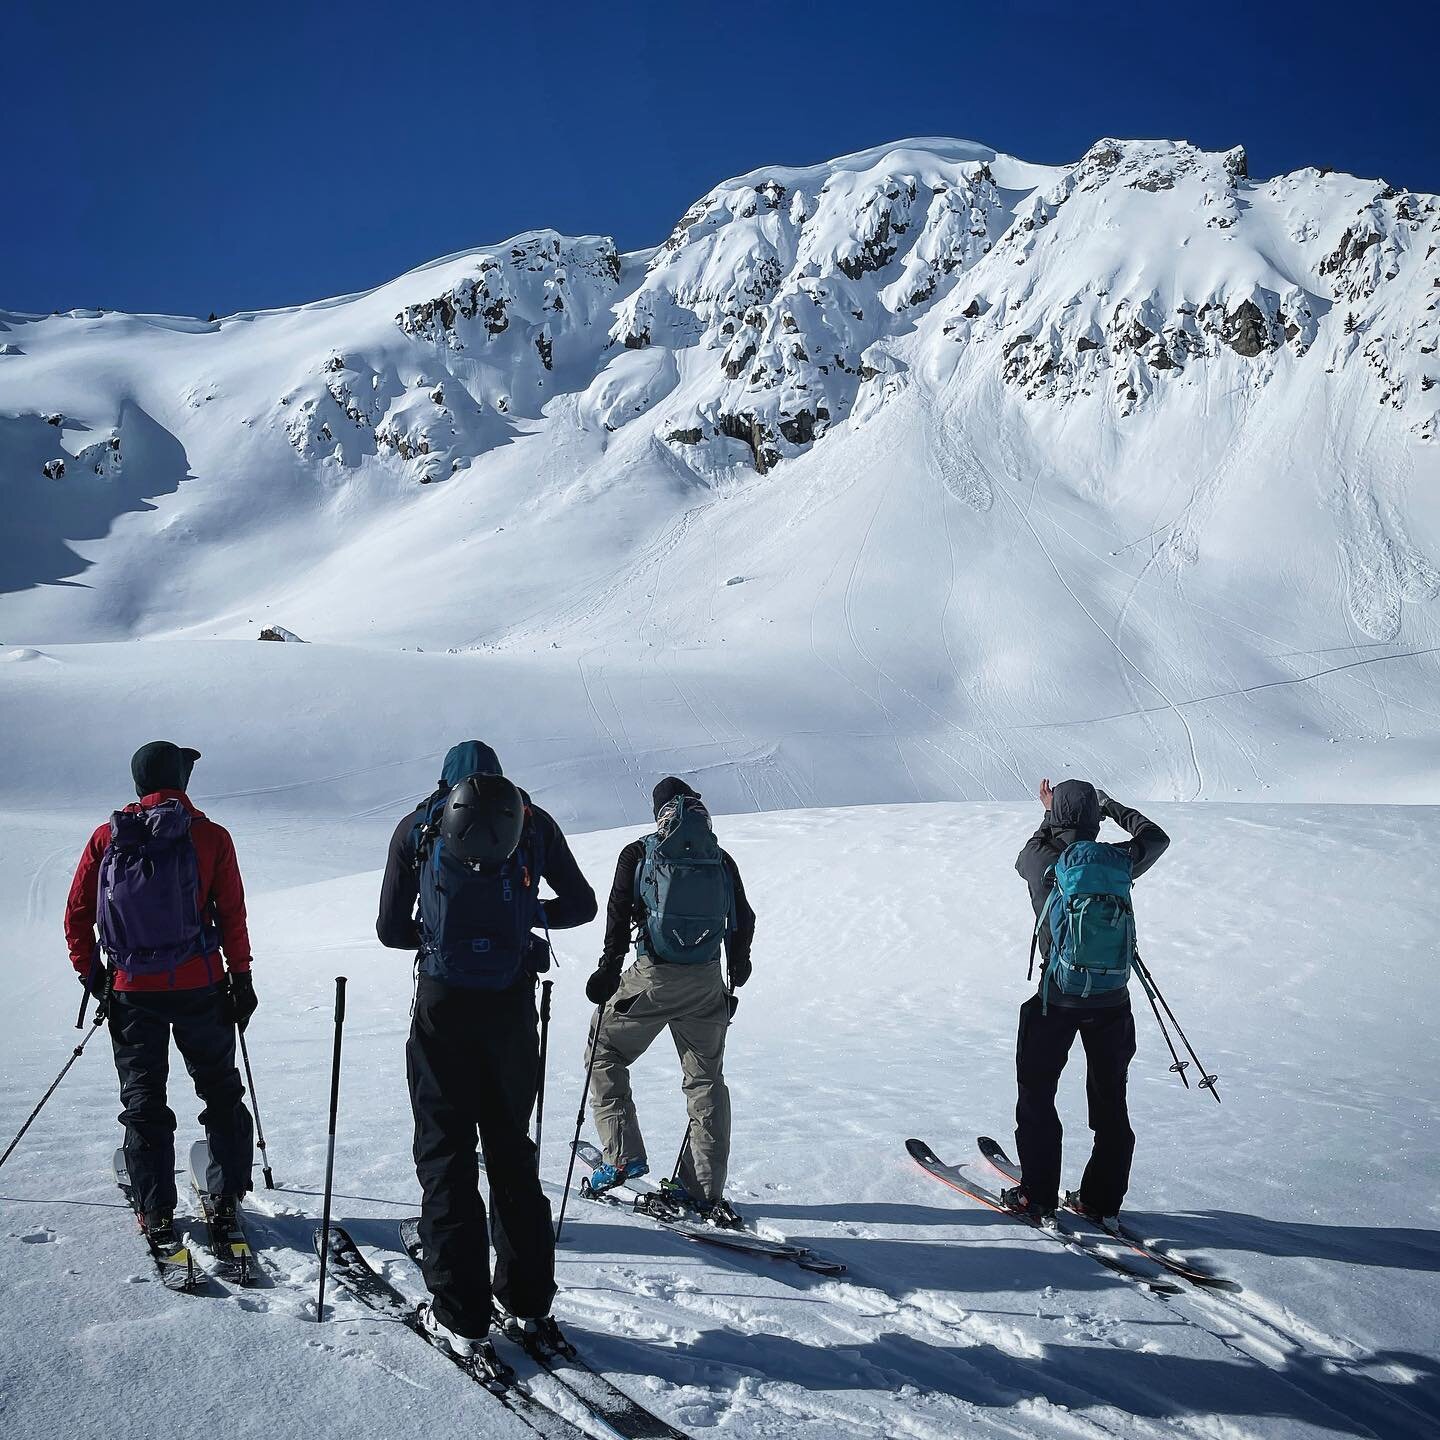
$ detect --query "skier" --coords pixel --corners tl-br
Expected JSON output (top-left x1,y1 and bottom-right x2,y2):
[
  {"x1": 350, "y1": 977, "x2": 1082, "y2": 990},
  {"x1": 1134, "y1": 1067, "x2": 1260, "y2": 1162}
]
[
  {"x1": 63, "y1": 741, "x2": 256, "y2": 1257},
  {"x1": 377, "y1": 740, "x2": 596, "y2": 1374},
  {"x1": 582, "y1": 777, "x2": 756, "y2": 1228},
  {"x1": 1006, "y1": 778, "x2": 1169, "y2": 1223}
]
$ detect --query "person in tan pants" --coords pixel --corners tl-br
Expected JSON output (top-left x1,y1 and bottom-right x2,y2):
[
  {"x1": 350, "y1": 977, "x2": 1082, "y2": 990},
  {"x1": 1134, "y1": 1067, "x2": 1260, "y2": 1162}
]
[{"x1": 582, "y1": 778, "x2": 756, "y2": 1227}]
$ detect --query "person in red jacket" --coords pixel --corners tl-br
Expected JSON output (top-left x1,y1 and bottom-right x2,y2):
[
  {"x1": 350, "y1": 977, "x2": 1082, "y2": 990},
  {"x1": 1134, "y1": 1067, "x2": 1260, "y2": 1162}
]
[{"x1": 65, "y1": 741, "x2": 257, "y2": 1247}]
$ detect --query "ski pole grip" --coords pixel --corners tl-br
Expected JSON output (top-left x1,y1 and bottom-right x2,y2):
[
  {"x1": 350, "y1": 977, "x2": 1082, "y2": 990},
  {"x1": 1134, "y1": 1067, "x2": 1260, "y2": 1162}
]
[
  {"x1": 539, "y1": 978, "x2": 553, "y2": 1023},
  {"x1": 333, "y1": 976, "x2": 347, "y2": 1024}
]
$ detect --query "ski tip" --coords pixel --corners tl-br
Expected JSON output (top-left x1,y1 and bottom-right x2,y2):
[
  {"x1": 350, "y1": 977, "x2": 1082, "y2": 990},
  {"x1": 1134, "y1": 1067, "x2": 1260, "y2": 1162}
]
[
  {"x1": 977, "y1": 1136, "x2": 1006, "y2": 1160},
  {"x1": 904, "y1": 1138, "x2": 938, "y2": 1164}
]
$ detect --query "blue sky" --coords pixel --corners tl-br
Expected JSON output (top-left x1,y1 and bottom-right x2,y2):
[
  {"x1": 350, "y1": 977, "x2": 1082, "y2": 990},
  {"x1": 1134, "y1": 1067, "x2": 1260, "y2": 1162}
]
[{"x1": 4, "y1": 0, "x2": 1435, "y2": 317}]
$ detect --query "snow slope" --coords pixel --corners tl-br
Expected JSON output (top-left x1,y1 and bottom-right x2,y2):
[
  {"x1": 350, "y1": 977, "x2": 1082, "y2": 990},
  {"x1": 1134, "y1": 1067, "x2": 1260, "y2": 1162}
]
[
  {"x1": 2, "y1": 800, "x2": 1436, "y2": 1440},
  {"x1": 3, "y1": 137, "x2": 1439, "y2": 808}
]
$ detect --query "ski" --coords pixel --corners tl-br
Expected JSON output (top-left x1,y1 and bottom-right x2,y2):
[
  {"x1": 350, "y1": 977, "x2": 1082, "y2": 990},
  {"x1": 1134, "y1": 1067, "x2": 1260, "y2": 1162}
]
[
  {"x1": 313, "y1": 1225, "x2": 591, "y2": 1439},
  {"x1": 975, "y1": 1135, "x2": 1224, "y2": 1286},
  {"x1": 905, "y1": 1138, "x2": 1183, "y2": 1295},
  {"x1": 112, "y1": 1148, "x2": 201, "y2": 1293},
  {"x1": 187, "y1": 1140, "x2": 254, "y2": 1286},
  {"x1": 571, "y1": 1141, "x2": 845, "y2": 1276},
  {"x1": 401, "y1": 1217, "x2": 692, "y2": 1440}
]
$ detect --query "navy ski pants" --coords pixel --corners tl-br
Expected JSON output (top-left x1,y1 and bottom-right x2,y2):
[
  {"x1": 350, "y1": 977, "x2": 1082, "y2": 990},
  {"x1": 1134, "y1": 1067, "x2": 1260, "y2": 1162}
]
[
  {"x1": 408, "y1": 974, "x2": 555, "y2": 1336},
  {"x1": 109, "y1": 985, "x2": 254, "y2": 1218}
]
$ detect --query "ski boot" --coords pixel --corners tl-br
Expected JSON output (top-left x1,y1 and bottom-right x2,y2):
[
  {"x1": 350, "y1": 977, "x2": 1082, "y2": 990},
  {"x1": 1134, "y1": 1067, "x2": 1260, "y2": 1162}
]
[
  {"x1": 586, "y1": 1157, "x2": 649, "y2": 1195},
  {"x1": 419, "y1": 1303, "x2": 515, "y2": 1391},
  {"x1": 501, "y1": 1312, "x2": 578, "y2": 1363},
  {"x1": 999, "y1": 1185, "x2": 1056, "y2": 1225},
  {"x1": 1064, "y1": 1190, "x2": 1119, "y2": 1230},
  {"x1": 142, "y1": 1211, "x2": 185, "y2": 1261},
  {"x1": 698, "y1": 1198, "x2": 744, "y2": 1231}
]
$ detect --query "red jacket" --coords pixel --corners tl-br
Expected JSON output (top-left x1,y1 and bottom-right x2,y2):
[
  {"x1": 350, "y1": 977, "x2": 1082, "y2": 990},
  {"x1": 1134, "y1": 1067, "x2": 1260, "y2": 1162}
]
[{"x1": 65, "y1": 790, "x2": 252, "y2": 993}]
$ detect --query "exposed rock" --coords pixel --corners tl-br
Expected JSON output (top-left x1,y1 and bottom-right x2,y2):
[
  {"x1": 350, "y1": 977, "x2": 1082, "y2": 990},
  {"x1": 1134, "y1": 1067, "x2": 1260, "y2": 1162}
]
[
  {"x1": 1222, "y1": 299, "x2": 1275, "y2": 357},
  {"x1": 717, "y1": 411, "x2": 779, "y2": 473},
  {"x1": 666, "y1": 427, "x2": 703, "y2": 445},
  {"x1": 42, "y1": 458, "x2": 65, "y2": 479},
  {"x1": 778, "y1": 410, "x2": 818, "y2": 445},
  {"x1": 258, "y1": 626, "x2": 306, "y2": 642}
]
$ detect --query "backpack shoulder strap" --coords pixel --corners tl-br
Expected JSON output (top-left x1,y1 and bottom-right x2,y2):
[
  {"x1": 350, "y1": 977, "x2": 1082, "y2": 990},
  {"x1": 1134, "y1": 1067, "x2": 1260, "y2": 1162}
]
[{"x1": 411, "y1": 789, "x2": 448, "y2": 869}]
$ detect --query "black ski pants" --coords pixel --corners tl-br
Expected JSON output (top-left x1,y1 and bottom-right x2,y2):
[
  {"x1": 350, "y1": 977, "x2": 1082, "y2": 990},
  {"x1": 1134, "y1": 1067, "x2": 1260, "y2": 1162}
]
[
  {"x1": 1014, "y1": 994, "x2": 1136, "y2": 1216},
  {"x1": 109, "y1": 985, "x2": 254, "y2": 1219},
  {"x1": 407, "y1": 973, "x2": 555, "y2": 1336}
]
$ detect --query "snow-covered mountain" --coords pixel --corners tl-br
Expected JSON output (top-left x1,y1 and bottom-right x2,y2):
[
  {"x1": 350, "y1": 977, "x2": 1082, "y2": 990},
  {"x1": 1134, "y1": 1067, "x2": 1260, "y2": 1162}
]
[
  {"x1": 3, "y1": 136, "x2": 1439, "y2": 815},
  {"x1": 3, "y1": 138, "x2": 1438, "y2": 1440}
]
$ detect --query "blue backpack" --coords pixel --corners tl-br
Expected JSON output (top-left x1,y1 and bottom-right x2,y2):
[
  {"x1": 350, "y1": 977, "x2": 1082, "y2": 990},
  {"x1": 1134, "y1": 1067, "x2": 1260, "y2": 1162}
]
[
  {"x1": 635, "y1": 798, "x2": 735, "y2": 965},
  {"x1": 97, "y1": 801, "x2": 219, "y2": 982},
  {"x1": 412, "y1": 790, "x2": 546, "y2": 990},
  {"x1": 1034, "y1": 840, "x2": 1136, "y2": 1010}
]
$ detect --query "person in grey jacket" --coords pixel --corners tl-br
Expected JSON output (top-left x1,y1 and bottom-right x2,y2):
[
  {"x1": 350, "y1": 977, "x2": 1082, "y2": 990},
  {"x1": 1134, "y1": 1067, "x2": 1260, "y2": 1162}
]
[
  {"x1": 1007, "y1": 777, "x2": 1170, "y2": 1222},
  {"x1": 582, "y1": 778, "x2": 756, "y2": 1228}
]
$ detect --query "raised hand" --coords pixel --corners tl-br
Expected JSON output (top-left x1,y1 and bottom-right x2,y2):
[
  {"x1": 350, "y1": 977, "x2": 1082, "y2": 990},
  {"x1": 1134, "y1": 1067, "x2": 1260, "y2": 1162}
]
[{"x1": 1039, "y1": 778, "x2": 1054, "y2": 810}]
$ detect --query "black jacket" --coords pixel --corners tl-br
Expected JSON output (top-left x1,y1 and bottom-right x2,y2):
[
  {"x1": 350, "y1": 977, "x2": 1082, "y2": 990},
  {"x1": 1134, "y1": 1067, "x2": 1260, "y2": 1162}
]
[
  {"x1": 599, "y1": 838, "x2": 755, "y2": 972},
  {"x1": 377, "y1": 792, "x2": 597, "y2": 953},
  {"x1": 1015, "y1": 792, "x2": 1169, "y2": 1005}
]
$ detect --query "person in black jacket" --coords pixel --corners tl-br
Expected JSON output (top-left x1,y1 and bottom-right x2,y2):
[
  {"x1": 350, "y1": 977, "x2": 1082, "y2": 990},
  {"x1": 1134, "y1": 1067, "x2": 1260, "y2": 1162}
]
[
  {"x1": 582, "y1": 778, "x2": 756, "y2": 1227},
  {"x1": 1008, "y1": 777, "x2": 1170, "y2": 1222},
  {"x1": 377, "y1": 740, "x2": 596, "y2": 1371}
]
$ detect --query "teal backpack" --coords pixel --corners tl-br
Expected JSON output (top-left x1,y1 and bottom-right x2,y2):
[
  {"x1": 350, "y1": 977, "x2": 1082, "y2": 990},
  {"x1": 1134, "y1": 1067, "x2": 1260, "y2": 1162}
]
[
  {"x1": 635, "y1": 797, "x2": 735, "y2": 965},
  {"x1": 1033, "y1": 841, "x2": 1136, "y2": 1010}
]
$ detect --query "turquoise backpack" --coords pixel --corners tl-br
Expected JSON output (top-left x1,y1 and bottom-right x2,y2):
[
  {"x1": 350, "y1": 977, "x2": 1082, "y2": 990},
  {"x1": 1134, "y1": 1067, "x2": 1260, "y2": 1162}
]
[
  {"x1": 1033, "y1": 841, "x2": 1137, "y2": 1011},
  {"x1": 634, "y1": 798, "x2": 735, "y2": 965}
]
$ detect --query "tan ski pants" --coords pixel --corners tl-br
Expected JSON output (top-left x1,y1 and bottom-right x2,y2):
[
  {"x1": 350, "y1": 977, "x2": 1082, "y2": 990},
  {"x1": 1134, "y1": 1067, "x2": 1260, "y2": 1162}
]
[{"x1": 586, "y1": 955, "x2": 731, "y2": 1206}]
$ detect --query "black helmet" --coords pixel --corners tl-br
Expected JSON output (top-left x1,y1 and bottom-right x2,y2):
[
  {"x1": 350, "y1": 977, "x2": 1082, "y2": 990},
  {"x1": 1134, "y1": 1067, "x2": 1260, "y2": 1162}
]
[{"x1": 441, "y1": 774, "x2": 524, "y2": 865}]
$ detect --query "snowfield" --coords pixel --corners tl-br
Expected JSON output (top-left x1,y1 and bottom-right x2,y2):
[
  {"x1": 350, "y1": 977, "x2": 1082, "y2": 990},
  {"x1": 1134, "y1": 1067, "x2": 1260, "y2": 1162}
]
[
  {"x1": 2, "y1": 133, "x2": 1438, "y2": 1438},
  {"x1": 1, "y1": 798, "x2": 1436, "y2": 1439}
]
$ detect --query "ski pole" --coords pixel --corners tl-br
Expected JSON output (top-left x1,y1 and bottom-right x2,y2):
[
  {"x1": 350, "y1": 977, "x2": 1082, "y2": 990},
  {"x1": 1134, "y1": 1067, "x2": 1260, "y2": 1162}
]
[
  {"x1": 555, "y1": 1002, "x2": 606, "y2": 1243},
  {"x1": 534, "y1": 978, "x2": 554, "y2": 1162},
  {"x1": 1134, "y1": 955, "x2": 1220, "y2": 1103},
  {"x1": 237, "y1": 1027, "x2": 275, "y2": 1189},
  {"x1": 1137, "y1": 967, "x2": 1190, "y2": 1089},
  {"x1": 670, "y1": 1124, "x2": 693, "y2": 1185},
  {"x1": 2, "y1": 973, "x2": 113, "y2": 1174},
  {"x1": 315, "y1": 976, "x2": 347, "y2": 1321}
]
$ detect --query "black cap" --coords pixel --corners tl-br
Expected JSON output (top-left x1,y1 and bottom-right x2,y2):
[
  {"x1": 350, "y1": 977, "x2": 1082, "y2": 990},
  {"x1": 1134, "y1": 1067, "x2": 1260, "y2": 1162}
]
[
  {"x1": 131, "y1": 741, "x2": 201, "y2": 798},
  {"x1": 652, "y1": 776, "x2": 701, "y2": 819}
]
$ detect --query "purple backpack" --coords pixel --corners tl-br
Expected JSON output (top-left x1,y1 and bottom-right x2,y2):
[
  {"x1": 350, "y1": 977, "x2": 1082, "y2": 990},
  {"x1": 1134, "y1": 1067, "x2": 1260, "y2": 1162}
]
[{"x1": 97, "y1": 800, "x2": 219, "y2": 980}]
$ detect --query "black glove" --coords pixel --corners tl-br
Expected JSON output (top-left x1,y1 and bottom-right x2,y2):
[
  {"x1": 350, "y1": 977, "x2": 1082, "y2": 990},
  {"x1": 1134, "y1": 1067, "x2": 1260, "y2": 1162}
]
[
  {"x1": 1096, "y1": 789, "x2": 1116, "y2": 818},
  {"x1": 78, "y1": 960, "x2": 110, "y2": 1001},
  {"x1": 728, "y1": 955, "x2": 752, "y2": 989},
  {"x1": 585, "y1": 963, "x2": 621, "y2": 1007},
  {"x1": 225, "y1": 972, "x2": 258, "y2": 1032},
  {"x1": 727, "y1": 993, "x2": 740, "y2": 1019}
]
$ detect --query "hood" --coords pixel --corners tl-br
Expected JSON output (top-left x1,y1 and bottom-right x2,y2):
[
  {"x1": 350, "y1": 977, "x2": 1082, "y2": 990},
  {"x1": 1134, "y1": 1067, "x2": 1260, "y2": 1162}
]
[
  {"x1": 441, "y1": 740, "x2": 503, "y2": 787},
  {"x1": 1050, "y1": 778, "x2": 1100, "y2": 840}
]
